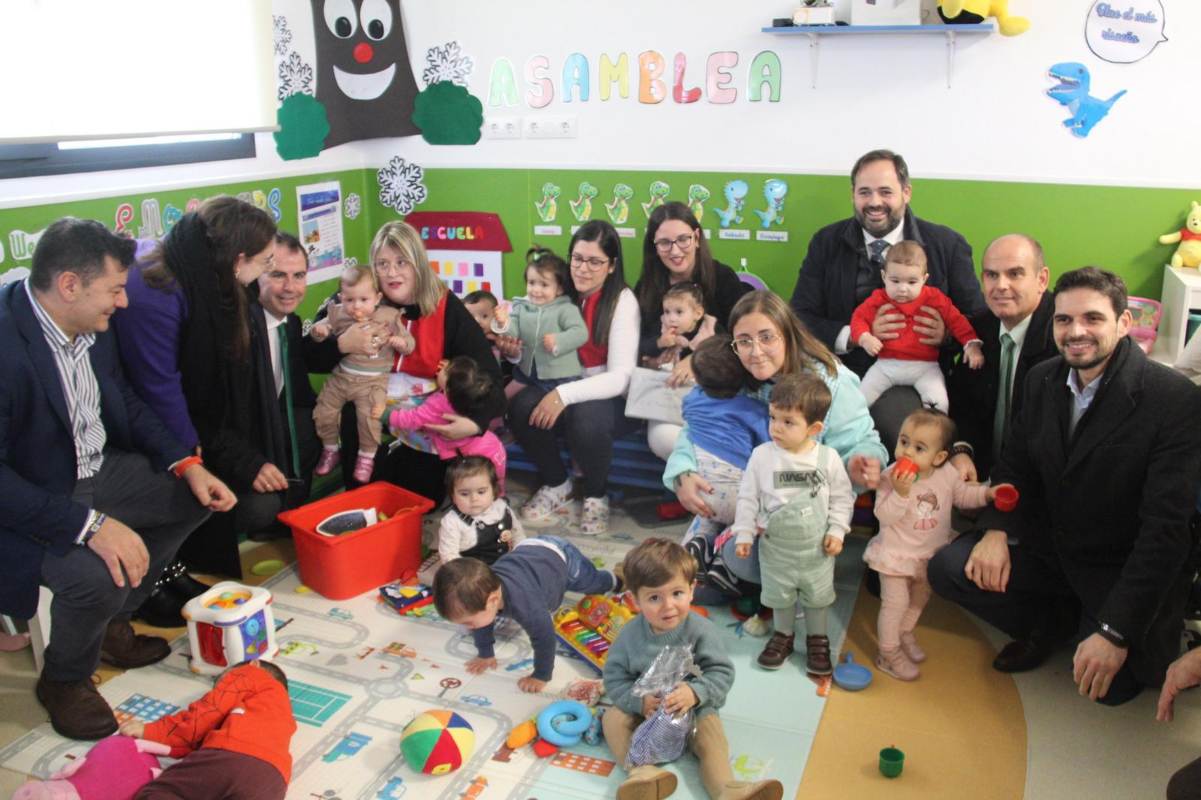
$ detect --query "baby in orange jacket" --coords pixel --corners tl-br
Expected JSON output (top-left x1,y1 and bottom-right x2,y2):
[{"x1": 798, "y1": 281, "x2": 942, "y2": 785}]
[
  {"x1": 119, "y1": 660, "x2": 296, "y2": 800},
  {"x1": 850, "y1": 240, "x2": 983, "y2": 412}
]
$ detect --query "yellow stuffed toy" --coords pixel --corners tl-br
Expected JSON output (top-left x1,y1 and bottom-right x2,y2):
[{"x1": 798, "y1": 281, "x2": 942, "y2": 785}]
[
  {"x1": 938, "y1": 1, "x2": 1030, "y2": 36},
  {"x1": 1159, "y1": 201, "x2": 1201, "y2": 269}
]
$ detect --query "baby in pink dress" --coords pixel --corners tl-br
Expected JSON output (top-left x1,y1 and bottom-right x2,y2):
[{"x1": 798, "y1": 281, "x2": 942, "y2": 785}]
[{"x1": 865, "y1": 408, "x2": 1012, "y2": 681}]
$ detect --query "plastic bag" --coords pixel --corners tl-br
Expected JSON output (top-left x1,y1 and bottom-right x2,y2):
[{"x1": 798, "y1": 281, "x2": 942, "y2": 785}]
[{"x1": 626, "y1": 645, "x2": 696, "y2": 767}]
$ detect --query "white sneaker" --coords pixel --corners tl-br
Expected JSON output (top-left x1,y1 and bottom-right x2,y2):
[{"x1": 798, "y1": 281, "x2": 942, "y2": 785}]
[
  {"x1": 522, "y1": 483, "x2": 571, "y2": 526},
  {"x1": 579, "y1": 496, "x2": 609, "y2": 536}
]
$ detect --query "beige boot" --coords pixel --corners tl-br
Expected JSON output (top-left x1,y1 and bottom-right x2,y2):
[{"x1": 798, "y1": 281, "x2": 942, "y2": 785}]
[
  {"x1": 718, "y1": 780, "x2": 784, "y2": 800},
  {"x1": 617, "y1": 765, "x2": 678, "y2": 800}
]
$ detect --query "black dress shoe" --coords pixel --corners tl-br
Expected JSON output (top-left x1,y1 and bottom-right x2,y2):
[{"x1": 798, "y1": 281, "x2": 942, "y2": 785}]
[
  {"x1": 133, "y1": 584, "x2": 186, "y2": 628},
  {"x1": 992, "y1": 638, "x2": 1055, "y2": 673},
  {"x1": 36, "y1": 675, "x2": 118, "y2": 740},
  {"x1": 168, "y1": 570, "x2": 212, "y2": 603},
  {"x1": 99, "y1": 620, "x2": 171, "y2": 669}
]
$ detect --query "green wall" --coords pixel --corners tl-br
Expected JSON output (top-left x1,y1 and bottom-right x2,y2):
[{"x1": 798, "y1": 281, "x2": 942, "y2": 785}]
[{"x1": 3, "y1": 167, "x2": 1195, "y2": 320}]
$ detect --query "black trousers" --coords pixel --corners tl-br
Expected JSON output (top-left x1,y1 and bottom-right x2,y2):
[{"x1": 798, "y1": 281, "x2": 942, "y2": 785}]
[
  {"x1": 1168, "y1": 756, "x2": 1201, "y2": 800},
  {"x1": 507, "y1": 387, "x2": 635, "y2": 499},
  {"x1": 40, "y1": 450, "x2": 209, "y2": 681}
]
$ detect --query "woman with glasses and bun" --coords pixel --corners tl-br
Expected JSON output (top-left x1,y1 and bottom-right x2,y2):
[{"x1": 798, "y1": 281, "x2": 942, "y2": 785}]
[
  {"x1": 635, "y1": 202, "x2": 751, "y2": 459},
  {"x1": 667, "y1": 290, "x2": 888, "y2": 602},
  {"x1": 502, "y1": 220, "x2": 640, "y2": 536},
  {"x1": 307, "y1": 221, "x2": 504, "y2": 505}
]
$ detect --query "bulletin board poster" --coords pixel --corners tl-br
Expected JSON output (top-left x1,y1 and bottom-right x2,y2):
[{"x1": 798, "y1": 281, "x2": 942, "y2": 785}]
[
  {"x1": 296, "y1": 180, "x2": 346, "y2": 282},
  {"x1": 405, "y1": 211, "x2": 512, "y2": 299}
]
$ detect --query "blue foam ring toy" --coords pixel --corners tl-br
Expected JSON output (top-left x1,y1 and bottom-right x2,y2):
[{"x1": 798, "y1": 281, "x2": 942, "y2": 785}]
[
  {"x1": 832, "y1": 652, "x2": 873, "y2": 691},
  {"x1": 536, "y1": 700, "x2": 592, "y2": 747}
]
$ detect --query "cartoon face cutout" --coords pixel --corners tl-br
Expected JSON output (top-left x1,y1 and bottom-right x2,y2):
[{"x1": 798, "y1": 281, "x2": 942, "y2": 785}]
[{"x1": 312, "y1": 0, "x2": 419, "y2": 148}]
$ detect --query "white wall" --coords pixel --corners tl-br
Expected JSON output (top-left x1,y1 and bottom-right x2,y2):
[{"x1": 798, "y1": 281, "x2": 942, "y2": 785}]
[
  {"x1": 381, "y1": 0, "x2": 1198, "y2": 187},
  {"x1": 1, "y1": 0, "x2": 1196, "y2": 212}
]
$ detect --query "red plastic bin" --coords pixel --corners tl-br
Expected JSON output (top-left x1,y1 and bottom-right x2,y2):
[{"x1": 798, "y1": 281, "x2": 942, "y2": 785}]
[{"x1": 278, "y1": 482, "x2": 435, "y2": 600}]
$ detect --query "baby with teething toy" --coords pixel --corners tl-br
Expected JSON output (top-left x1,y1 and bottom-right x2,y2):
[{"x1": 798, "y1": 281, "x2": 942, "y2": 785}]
[{"x1": 602, "y1": 538, "x2": 784, "y2": 800}]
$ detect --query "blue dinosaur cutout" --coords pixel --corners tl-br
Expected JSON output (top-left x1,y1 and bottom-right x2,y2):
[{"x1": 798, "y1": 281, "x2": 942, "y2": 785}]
[{"x1": 1046, "y1": 61, "x2": 1126, "y2": 138}]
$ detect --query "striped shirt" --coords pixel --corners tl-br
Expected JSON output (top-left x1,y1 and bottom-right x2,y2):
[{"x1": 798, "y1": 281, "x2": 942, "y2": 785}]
[{"x1": 24, "y1": 280, "x2": 106, "y2": 479}]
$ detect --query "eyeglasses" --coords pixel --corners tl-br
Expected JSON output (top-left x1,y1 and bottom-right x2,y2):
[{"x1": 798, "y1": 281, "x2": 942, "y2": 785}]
[
  {"x1": 570, "y1": 253, "x2": 610, "y2": 270},
  {"x1": 654, "y1": 233, "x2": 695, "y2": 254},
  {"x1": 374, "y1": 259, "x2": 413, "y2": 275},
  {"x1": 731, "y1": 331, "x2": 782, "y2": 354}
]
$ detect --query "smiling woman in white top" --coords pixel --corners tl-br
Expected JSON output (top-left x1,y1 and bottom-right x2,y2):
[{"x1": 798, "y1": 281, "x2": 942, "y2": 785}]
[{"x1": 502, "y1": 220, "x2": 639, "y2": 535}]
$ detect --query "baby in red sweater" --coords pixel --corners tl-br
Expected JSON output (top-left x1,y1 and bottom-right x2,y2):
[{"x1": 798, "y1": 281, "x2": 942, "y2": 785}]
[
  {"x1": 850, "y1": 241, "x2": 983, "y2": 412},
  {"x1": 119, "y1": 660, "x2": 296, "y2": 800}
]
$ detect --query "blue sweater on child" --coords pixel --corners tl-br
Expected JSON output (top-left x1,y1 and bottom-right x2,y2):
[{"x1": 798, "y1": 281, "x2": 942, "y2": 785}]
[
  {"x1": 470, "y1": 544, "x2": 567, "y2": 682},
  {"x1": 681, "y1": 388, "x2": 770, "y2": 469}
]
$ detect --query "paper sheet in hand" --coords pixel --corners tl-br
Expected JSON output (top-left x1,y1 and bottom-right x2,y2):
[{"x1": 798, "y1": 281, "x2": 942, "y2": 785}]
[{"x1": 625, "y1": 367, "x2": 690, "y2": 424}]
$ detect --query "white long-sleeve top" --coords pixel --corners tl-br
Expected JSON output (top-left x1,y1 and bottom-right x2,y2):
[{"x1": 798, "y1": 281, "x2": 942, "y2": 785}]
[
  {"x1": 438, "y1": 498, "x2": 526, "y2": 565},
  {"x1": 731, "y1": 441, "x2": 855, "y2": 546},
  {"x1": 555, "y1": 288, "x2": 639, "y2": 406}
]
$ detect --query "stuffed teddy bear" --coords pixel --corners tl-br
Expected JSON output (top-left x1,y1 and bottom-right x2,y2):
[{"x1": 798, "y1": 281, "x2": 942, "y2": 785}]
[
  {"x1": 938, "y1": 1, "x2": 1030, "y2": 36},
  {"x1": 1159, "y1": 201, "x2": 1201, "y2": 269},
  {"x1": 12, "y1": 735, "x2": 172, "y2": 800}
]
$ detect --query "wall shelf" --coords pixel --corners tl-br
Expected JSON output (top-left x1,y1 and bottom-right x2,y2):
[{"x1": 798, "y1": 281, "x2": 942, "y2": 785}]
[{"x1": 762, "y1": 23, "x2": 996, "y2": 89}]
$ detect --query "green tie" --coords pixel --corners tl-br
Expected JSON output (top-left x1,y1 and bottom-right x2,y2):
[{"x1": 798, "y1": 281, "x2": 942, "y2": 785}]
[
  {"x1": 993, "y1": 332, "x2": 1016, "y2": 463},
  {"x1": 277, "y1": 324, "x2": 302, "y2": 478}
]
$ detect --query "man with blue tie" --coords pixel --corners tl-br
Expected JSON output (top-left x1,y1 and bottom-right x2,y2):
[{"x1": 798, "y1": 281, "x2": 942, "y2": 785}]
[{"x1": 0, "y1": 218, "x2": 235, "y2": 739}]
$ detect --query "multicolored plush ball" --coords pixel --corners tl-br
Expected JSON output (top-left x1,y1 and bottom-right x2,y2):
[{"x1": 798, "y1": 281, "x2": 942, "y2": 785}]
[{"x1": 401, "y1": 710, "x2": 474, "y2": 775}]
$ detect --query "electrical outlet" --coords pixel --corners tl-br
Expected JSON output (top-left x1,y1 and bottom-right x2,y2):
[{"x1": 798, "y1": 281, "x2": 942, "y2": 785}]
[
  {"x1": 524, "y1": 115, "x2": 578, "y2": 139},
  {"x1": 484, "y1": 116, "x2": 522, "y2": 139}
]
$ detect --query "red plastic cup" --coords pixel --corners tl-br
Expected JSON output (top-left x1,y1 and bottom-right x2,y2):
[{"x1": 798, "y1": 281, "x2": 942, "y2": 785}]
[
  {"x1": 893, "y1": 457, "x2": 918, "y2": 479},
  {"x1": 993, "y1": 485, "x2": 1019, "y2": 512}
]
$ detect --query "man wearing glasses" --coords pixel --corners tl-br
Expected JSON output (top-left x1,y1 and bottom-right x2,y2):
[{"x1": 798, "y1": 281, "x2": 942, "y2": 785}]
[{"x1": 790, "y1": 150, "x2": 986, "y2": 444}]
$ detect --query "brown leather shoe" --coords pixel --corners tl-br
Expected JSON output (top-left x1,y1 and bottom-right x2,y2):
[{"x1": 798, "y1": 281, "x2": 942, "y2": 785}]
[
  {"x1": 35, "y1": 675, "x2": 117, "y2": 740},
  {"x1": 757, "y1": 632, "x2": 795, "y2": 670},
  {"x1": 806, "y1": 635, "x2": 833, "y2": 675},
  {"x1": 99, "y1": 620, "x2": 171, "y2": 669}
]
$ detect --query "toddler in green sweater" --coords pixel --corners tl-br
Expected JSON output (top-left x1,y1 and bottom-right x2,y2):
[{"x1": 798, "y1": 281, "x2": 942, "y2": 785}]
[{"x1": 602, "y1": 538, "x2": 784, "y2": 800}]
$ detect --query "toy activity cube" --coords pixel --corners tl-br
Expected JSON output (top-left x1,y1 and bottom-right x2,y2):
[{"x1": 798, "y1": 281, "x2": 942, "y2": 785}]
[{"x1": 183, "y1": 581, "x2": 278, "y2": 675}]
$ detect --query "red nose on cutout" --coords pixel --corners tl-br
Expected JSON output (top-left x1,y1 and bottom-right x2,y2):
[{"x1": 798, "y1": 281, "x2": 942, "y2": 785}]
[{"x1": 353, "y1": 42, "x2": 373, "y2": 63}]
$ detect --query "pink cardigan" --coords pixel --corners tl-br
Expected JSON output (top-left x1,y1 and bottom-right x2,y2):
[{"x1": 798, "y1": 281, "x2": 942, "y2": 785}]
[{"x1": 387, "y1": 392, "x2": 507, "y2": 489}]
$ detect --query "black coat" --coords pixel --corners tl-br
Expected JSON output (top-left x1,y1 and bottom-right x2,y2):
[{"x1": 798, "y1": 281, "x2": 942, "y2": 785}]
[
  {"x1": 789, "y1": 209, "x2": 986, "y2": 376},
  {"x1": 978, "y1": 338, "x2": 1201, "y2": 682},
  {"x1": 945, "y1": 293, "x2": 1058, "y2": 479},
  {"x1": 635, "y1": 259, "x2": 752, "y2": 359}
]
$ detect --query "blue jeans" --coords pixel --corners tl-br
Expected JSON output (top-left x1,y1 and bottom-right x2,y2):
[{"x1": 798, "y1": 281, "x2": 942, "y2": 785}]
[{"x1": 538, "y1": 535, "x2": 616, "y2": 595}]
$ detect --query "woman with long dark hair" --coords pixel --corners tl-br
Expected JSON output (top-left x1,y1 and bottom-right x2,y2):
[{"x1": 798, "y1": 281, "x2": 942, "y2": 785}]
[
  {"x1": 504, "y1": 220, "x2": 640, "y2": 535},
  {"x1": 635, "y1": 202, "x2": 750, "y2": 459}
]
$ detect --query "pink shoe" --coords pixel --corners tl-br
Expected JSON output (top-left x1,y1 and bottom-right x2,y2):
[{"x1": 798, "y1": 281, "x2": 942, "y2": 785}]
[
  {"x1": 353, "y1": 454, "x2": 375, "y2": 483},
  {"x1": 314, "y1": 449, "x2": 340, "y2": 476},
  {"x1": 876, "y1": 646, "x2": 920, "y2": 681},
  {"x1": 900, "y1": 632, "x2": 927, "y2": 663}
]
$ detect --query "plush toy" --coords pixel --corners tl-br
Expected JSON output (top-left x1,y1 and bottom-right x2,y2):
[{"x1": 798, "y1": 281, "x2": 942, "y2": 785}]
[
  {"x1": 12, "y1": 735, "x2": 172, "y2": 800},
  {"x1": 400, "y1": 710, "x2": 474, "y2": 776},
  {"x1": 937, "y1": 0, "x2": 1030, "y2": 36},
  {"x1": 1159, "y1": 202, "x2": 1201, "y2": 269}
]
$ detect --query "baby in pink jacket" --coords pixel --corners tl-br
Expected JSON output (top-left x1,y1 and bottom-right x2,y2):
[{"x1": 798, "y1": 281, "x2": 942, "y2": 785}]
[
  {"x1": 386, "y1": 356, "x2": 506, "y2": 493},
  {"x1": 864, "y1": 409, "x2": 1012, "y2": 682}
]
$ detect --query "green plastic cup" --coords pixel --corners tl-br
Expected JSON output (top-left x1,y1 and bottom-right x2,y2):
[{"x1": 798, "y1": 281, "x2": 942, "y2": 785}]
[{"x1": 879, "y1": 746, "x2": 905, "y2": 778}]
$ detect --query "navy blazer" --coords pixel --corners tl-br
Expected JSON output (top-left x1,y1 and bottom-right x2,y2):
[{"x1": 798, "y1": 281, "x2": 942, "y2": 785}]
[
  {"x1": 0, "y1": 282, "x2": 188, "y2": 618},
  {"x1": 790, "y1": 208, "x2": 986, "y2": 377}
]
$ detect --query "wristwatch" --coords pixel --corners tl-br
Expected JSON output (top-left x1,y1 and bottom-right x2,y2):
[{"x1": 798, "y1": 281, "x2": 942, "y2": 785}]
[
  {"x1": 1096, "y1": 621, "x2": 1128, "y2": 648},
  {"x1": 81, "y1": 512, "x2": 107, "y2": 545}
]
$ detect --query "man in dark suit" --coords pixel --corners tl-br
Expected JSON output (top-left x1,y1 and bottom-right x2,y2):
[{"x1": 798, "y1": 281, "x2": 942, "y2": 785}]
[
  {"x1": 0, "y1": 218, "x2": 235, "y2": 739},
  {"x1": 945, "y1": 234, "x2": 1058, "y2": 481},
  {"x1": 930, "y1": 267, "x2": 1201, "y2": 706},
  {"x1": 790, "y1": 149, "x2": 986, "y2": 448},
  {"x1": 246, "y1": 231, "x2": 321, "y2": 532}
]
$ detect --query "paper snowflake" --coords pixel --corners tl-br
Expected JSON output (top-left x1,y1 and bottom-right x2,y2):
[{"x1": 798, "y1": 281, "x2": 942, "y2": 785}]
[
  {"x1": 277, "y1": 52, "x2": 313, "y2": 101},
  {"x1": 344, "y1": 193, "x2": 361, "y2": 220},
  {"x1": 378, "y1": 157, "x2": 428, "y2": 214},
  {"x1": 422, "y1": 41, "x2": 474, "y2": 87},
  {"x1": 273, "y1": 15, "x2": 293, "y2": 57}
]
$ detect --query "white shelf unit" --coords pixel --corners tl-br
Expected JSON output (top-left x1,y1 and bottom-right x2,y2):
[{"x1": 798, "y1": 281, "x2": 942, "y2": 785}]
[
  {"x1": 1156, "y1": 265, "x2": 1201, "y2": 366},
  {"x1": 762, "y1": 23, "x2": 996, "y2": 88}
]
